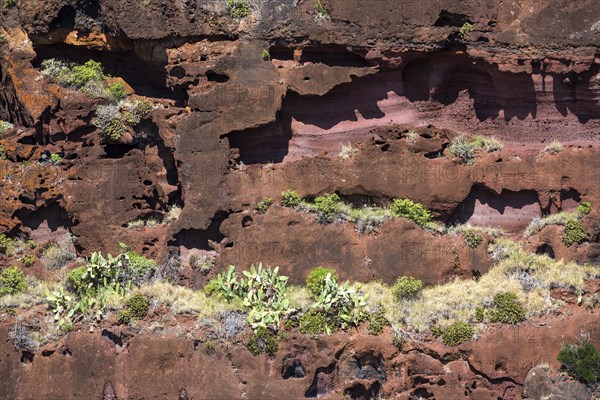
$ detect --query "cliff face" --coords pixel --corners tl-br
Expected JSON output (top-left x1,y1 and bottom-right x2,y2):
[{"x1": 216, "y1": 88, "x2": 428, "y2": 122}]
[{"x1": 0, "y1": 1, "x2": 599, "y2": 399}]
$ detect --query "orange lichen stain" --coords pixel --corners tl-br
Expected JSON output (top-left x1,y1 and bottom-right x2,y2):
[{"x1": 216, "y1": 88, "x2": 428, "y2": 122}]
[{"x1": 66, "y1": 30, "x2": 110, "y2": 49}]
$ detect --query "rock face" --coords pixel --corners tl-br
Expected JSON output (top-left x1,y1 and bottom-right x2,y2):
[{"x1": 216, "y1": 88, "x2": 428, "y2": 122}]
[{"x1": 0, "y1": 0, "x2": 599, "y2": 398}]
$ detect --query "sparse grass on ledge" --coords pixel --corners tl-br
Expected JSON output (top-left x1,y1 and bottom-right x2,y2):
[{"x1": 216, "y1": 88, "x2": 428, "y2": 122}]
[
  {"x1": 447, "y1": 135, "x2": 503, "y2": 164},
  {"x1": 542, "y1": 141, "x2": 563, "y2": 154}
]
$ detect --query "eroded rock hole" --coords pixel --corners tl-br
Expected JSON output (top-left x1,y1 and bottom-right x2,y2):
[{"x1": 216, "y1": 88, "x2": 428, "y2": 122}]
[
  {"x1": 283, "y1": 360, "x2": 306, "y2": 379},
  {"x1": 20, "y1": 351, "x2": 34, "y2": 364},
  {"x1": 226, "y1": 121, "x2": 292, "y2": 165},
  {"x1": 300, "y1": 46, "x2": 369, "y2": 68},
  {"x1": 169, "y1": 211, "x2": 228, "y2": 251},
  {"x1": 206, "y1": 70, "x2": 229, "y2": 82},
  {"x1": 304, "y1": 363, "x2": 336, "y2": 398},
  {"x1": 343, "y1": 381, "x2": 381, "y2": 400},
  {"x1": 536, "y1": 243, "x2": 555, "y2": 258}
]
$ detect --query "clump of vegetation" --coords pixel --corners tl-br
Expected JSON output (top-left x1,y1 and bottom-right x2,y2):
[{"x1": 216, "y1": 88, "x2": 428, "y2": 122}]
[
  {"x1": 0, "y1": 144, "x2": 7, "y2": 160},
  {"x1": 367, "y1": 307, "x2": 389, "y2": 335},
  {"x1": 3, "y1": 0, "x2": 17, "y2": 9},
  {"x1": 94, "y1": 99, "x2": 151, "y2": 140},
  {"x1": 226, "y1": 0, "x2": 251, "y2": 19},
  {"x1": 0, "y1": 233, "x2": 15, "y2": 255},
  {"x1": 281, "y1": 189, "x2": 301, "y2": 207},
  {"x1": 189, "y1": 253, "x2": 214, "y2": 275},
  {"x1": 339, "y1": 143, "x2": 358, "y2": 159},
  {"x1": 261, "y1": 49, "x2": 270, "y2": 61},
  {"x1": 0, "y1": 266, "x2": 26, "y2": 296},
  {"x1": 66, "y1": 266, "x2": 89, "y2": 296},
  {"x1": 306, "y1": 267, "x2": 339, "y2": 296},
  {"x1": 126, "y1": 251, "x2": 157, "y2": 284},
  {"x1": 390, "y1": 198, "x2": 432, "y2": 227},
  {"x1": 525, "y1": 205, "x2": 590, "y2": 238},
  {"x1": 557, "y1": 342, "x2": 600, "y2": 386},
  {"x1": 458, "y1": 22, "x2": 474, "y2": 38},
  {"x1": 246, "y1": 327, "x2": 278, "y2": 356},
  {"x1": 20, "y1": 255, "x2": 35, "y2": 268},
  {"x1": 392, "y1": 276, "x2": 423, "y2": 300},
  {"x1": 463, "y1": 228, "x2": 483, "y2": 248},
  {"x1": 314, "y1": 193, "x2": 344, "y2": 223},
  {"x1": 107, "y1": 82, "x2": 125, "y2": 102},
  {"x1": 543, "y1": 140, "x2": 563, "y2": 154},
  {"x1": 577, "y1": 201, "x2": 592, "y2": 216},
  {"x1": 488, "y1": 292, "x2": 526, "y2": 324},
  {"x1": 404, "y1": 130, "x2": 419, "y2": 143},
  {"x1": 117, "y1": 309, "x2": 132, "y2": 325},
  {"x1": 315, "y1": 0, "x2": 330, "y2": 19},
  {"x1": 255, "y1": 197, "x2": 274, "y2": 214},
  {"x1": 0, "y1": 120, "x2": 14, "y2": 135},
  {"x1": 126, "y1": 293, "x2": 149, "y2": 320},
  {"x1": 442, "y1": 321, "x2": 473, "y2": 346},
  {"x1": 562, "y1": 219, "x2": 587, "y2": 247},
  {"x1": 40, "y1": 59, "x2": 107, "y2": 93},
  {"x1": 40, "y1": 236, "x2": 76, "y2": 270},
  {"x1": 447, "y1": 135, "x2": 503, "y2": 164},
  {"x1": 299, "y1": 310, "x2": 329, "y2": 336}
]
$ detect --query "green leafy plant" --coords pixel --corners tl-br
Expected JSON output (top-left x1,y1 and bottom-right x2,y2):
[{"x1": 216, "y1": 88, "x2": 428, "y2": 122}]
[
  {"x1": 489, "y1": 292, "x2": 526, "y2": 324},
  {"x1": 463, "y1": 228, "x2": 483, "y2": 248},
  {"x1": 447, "y1": 135, "x2": 503, "y2": 164},
  {"x1": 203, "y1": 279, "x2": 220, "y2": 297},
  {"x1": 281, "y1": 190, "x2": 301, "y2": 207},
  {"x1": 311, "y1": 273, "x2": 367, "y2": 332},
  {"x1": 557, "y1": 342, "x2": 600, "y2": 385},
  {"x1": 0, "y1": 234, "x2": 15, "y2": 255},
  {"x1": 246, "y1": 327, "x2": 278, "y2": 356},
  {"x1": 3, "y1": 0, "x2": 17, "y2": 9},
  {"x1": 314, "y1": 193, "x2": 343, "y2": 223},
  {"x1": 306, "y1": 266, "x2": 339, "y2": 296},
  {"x1": 255, "y1": 197, "x2": 274, "y2": 214},
  {"x1": 0, "y1": 144, "x2": 6, "y2": 160},
  {"x1": 315, "y1": 0, "x2": 330, "y2": 19},
  {"x1": 66, "y1": 266, "x2": 90, "y2": 296},
  {"x1": 45, "y1": 287, "x2": 75, "y2": 328},
  {"x1": 226, "y1": 0, "x2": 251, "y2": 18},
  {"x1": 392, "y1": 276, "x2": 423, "y2": 300},
  {"x1": 48, "y1": 153, "x2": 62, "y2": 165},
  {"x1": 390, "y1": 199, "x2": 432, "y2": 227},
  {"x1": 562, "y1": 219, "x2": 587, "y2": 247},
  {"x1": 20, "y1": 255, "x2": 35, "y2": 268},
  {"x1": 299, "y1": 310, "x2": 329, "y2": 337},
  {"x1": 126, "y1": 293, "x2": 149, "y2": 320},
  {"x1": 261, "y1": 49, "x2": 270, "y2": 61},
  {"x1": 577, "y1": 201, "x2": 591, "y2": 216},
  {"x1": 442, "y1": 321, "x2": 473, "y2": 346},
  {"x1": 367, "y1": 308, "x2": 388, "y2": 336},
  {"x1": 69, "y1": 60, "x2": 105, "y2": 88},
  {"x1": 107, "y1": 82, "x2": 125, "y2": 102},
  {"x1": 458, "y1": 22, "x2": 474, "y2": 38},
  {"x1": 0, "y1": 266, "x2": 26, "y2": 296},
  {"x1": 117, "y1": 309, "x2": 132, "y2": 325},
  {"x1": 0, "y1": 120, "x2": 14, "y2": 135}
]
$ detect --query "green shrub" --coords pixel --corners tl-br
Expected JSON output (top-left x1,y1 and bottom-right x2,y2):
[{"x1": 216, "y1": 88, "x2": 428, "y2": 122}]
[
  {"x1": 475, "y1": 306, "x2": 485, "y2": 322},
  {"x1": 126, "y1": 252, "x2": 157, "y2": 280},
  {"x1": 577, "y1": 201, "x2": 591, "y2": 216},
  {"x1": 463, "y1": 228, "x2": 483, "y2": 248},
  {"x1": 0, "y1": 266, "x2": 26, "y2": 296},
  {"x1": 562, "y1": 219, "x2": 586, "y2": 247},
  {"x1": 392, "y1": 276, "x2": 423, "y2": 300},
  {"x1": 0, "y1": 120, "x2": 14, "y2": 134},
  {"x1": 431, "y1": 326, "x2": 443, "y2": 337},
  {"x1": 448, "y1": 135, "x2": 503, "y2": 164},
  {"x1": 20, "y1": 255, "x2": 35, "y2": 268},
  {"x1": 40, "y1": 239, "x2": 75, "y2": 270},
  {"x1": 103, "y1": 118, "x2": 125, "y2": 140},
  {"x1": 69, "y1": 60, "x2": 105, "y2": 88},
  {"x1": 0, "y1": 234, "x2": 15, "y2": 255},
  {"x1": 489, "y1": 292, "x2": 525, "y2": 324},
  {"x1": 261, "y1": 49, "x2": 270, "y2": 61},
  {"x1": 27, "y1": 240, "x2": 37, "y2": 250},
  {"x1": 66, "y1": 266, "x2": 89, "y2": 296},
  {"x1": 3, "y1": 0, "x2": 17, "y2": 8},
  {"x1": 117, "y1": 309, "x2": 132, "y2": 325},
  {"x1": 126, "y1": 293, "x2": 149, "y2": 320},
  {"x1": 311, "y1": 273, "x2": 367, "y2": 331},
  {"x1": 255, "y1": 197, "x2": 274, "y2": 214},
  {"x1": 306, "y1": 266, "x2": 338, "y2": 296},
  {"x1": 283, "y1": 317, "x2": 299, "y2": 331},
  {"x1": 458, "y1": 22, "x2": 474, "y2": 38},
  {"x1": 0, "y1": 144, "x2": 6, "y2": 160},
  {"x1": 281, "y1": 190, "x2": 301, "y2": 207},
  {"x1": 107, "y1": 82, "x2": 125, "y2": 102},
  {"x1": 246, "y1": 327, "x2": 278, "y2": 356},
  {"x1": 299, "y1": 310, "x2": 329, "y2": 337},
  {"x1": 226, "y1": 0, "x2": 251, "y2": 18},
  {"x1": 367, "y1": 308, "x2": 388, "y2": 336},
  {"x1": 390, "y1": 199, "x2": 432, "y2": 227},
  {"x1": 557, "y1": 342, "x2": 600, "y2": 385},
  {"x1": 442, "y1": 321, "x2": 473, "y2": 346},
  {"x1": 203, "y1": 279, "x2": 220, "y2": 297},
  {"x1": 315, "y1": 0, "x2": 330, "y2": 18},
  {"x1": 314, "y1": 193, "x2": 343, "y2": 223}
]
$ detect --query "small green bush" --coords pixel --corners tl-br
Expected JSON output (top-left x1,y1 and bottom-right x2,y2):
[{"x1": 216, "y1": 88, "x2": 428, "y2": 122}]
[
  {"x1": 0, "y1": 266, "x2": 26, "y2": 296},
  {"x1": 0, "y1": 234, "x2": 15, "y2": 255},
  {"x1": 3, "y1": 0, "x2": 17, "y2": 8},
  {"x1": 463, "y1": 228, "x2": 483, "y2": 248},
  {"x1": 489, "y1": 292, "x2": 526, "y2": 324},
  {"x1": 475, "y1": 306, "x2": 485, "y2": 322},
  {"x1": 448, "y1": 135, "x2": 503, "y2": 164},
  {"x1": 315, "y1": 0, "x2": 330, "y2": 18},
  {"x1": 203, "y1": 279, "x2": 220, "y2": 297},
  {"x1": 306, "y1": 267, "x2": 339, "y2": 296},
  {"x1": 281, "y1": 190, "x2": 301, "y2": 207},
  {"x1": 562, "y1": 219, "x2": 586, "y2": 247},
  {"x1": 431, "y1": 326, "x2": 443, "y2": 337},
  {"x1": 314, "y1": 193, "x2": 343, "y2": 223},
  {"x1": 246, "y1": 327, "x2": 278, "y2": 356},
  {"x1": 367, "y1": 308, "x2": 388, "y2": 336},
  {"x1": 577, "y1": 201, "x2": 592, "y2": 216},
  {"x1": 261, "y1": 49, "x2": 270, "y2": 61},
  {"x1": 390, "y1": 199, "x2": 432, "y2": 227},
  {"x1": 226, "y1": 0, "x2": 251, "y2": 18},
  {"x1": 392, "y1": 276, "x2": 423, "y2": 300},
  {"x1": 66, "y1": 266, "x2": 89, "y2": 296},
  {"x1": 20, "y1": 255, "x2": 35, "y2": 268},
  {"x1": 117, "y1": 309, "x2": 132, "y2": 325},
  {"x1": 442, "y1": 321, "x2": 474, "y2": 346},
  {"x1": 68, "y1": 60, "x2": 106, "y2": 89},
  {"x1": 557, "y1": 342, "x2": 600, "y2": 385},
  {"x1": 0, "y1": 144, "x2": 6, "y2": 160},
  {"x1": 126, "y1": 293, "x2": 149, "y2": 320},
  {"x1": 299, "y1": 310, "x2": 329, "y2": 337},
  {"x1": 107, "y1": 82, "x2": 125, "y2": 102},
  {"x1": 458, "y1": 22, "x2": 474, "y2": 38},
  {"x1": 127, "y1": 252, "x2": 157, "y2": 279},
  {"x1": 255, "y1": 197, "x2": 274, "y2": 214}
]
